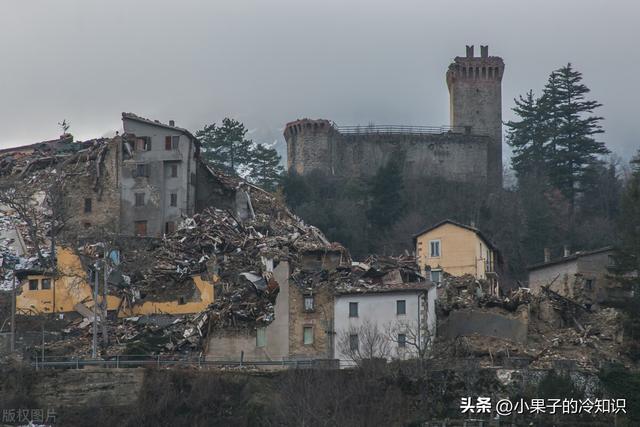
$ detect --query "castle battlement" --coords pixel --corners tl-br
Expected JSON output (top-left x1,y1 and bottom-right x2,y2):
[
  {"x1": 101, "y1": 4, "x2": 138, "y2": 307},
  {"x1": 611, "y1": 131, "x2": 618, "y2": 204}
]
[{"x1": 284, "y1": 46, "x2": 505, "y2": 188}]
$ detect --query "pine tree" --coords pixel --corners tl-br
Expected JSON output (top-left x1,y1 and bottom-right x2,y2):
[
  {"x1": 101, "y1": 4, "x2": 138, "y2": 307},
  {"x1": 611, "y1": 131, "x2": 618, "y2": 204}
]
[
  {"x1": 247, "y1": 143, "x2": 284, "y2": 191},
  {"x1": 505, "y1": 90, "x2": 548, "y2": 180},
  {"x1": 196, "y1": 118, "x2": 254, "y2": 176},
  {"x1": 609, "y1": 152, "x2": 640, "y2": 291},
  {"x1": 541, "y1": 64, "x2": 608, "y2": 210}
]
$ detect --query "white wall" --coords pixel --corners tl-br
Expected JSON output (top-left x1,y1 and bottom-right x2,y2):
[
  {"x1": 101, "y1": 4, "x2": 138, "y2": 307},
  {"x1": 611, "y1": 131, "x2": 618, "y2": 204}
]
[{"x1": 333, "y1": 288, "x2": 435, "y2": 366}]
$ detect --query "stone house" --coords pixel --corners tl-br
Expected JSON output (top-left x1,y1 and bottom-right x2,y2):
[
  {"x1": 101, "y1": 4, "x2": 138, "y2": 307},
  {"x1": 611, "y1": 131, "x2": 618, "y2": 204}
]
[
  {"x1": 413, "y1": 219, "x2": 501, "y2": 294},
  {"x1": 527, "y1": 247, "x2": 629, "y2": 306},
  {"x1": 120, "y1": 113, "x2": 200, "y2": 237}
]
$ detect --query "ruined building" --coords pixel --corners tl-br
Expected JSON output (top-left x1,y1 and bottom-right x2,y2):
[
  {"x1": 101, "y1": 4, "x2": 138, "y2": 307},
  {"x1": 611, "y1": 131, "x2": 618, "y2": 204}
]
[{"x1": 284, "y1": 45, "x2": 504, "y2": 188}]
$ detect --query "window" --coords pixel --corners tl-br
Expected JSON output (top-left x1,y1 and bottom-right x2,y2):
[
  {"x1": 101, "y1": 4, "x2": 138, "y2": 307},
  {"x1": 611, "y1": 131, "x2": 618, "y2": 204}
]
[
  {"x1": 396, "y1": 300, "x2": 406, "y2": 315},
  {"x1": 430, "y1": 270, "x2": 442, "y2": 285},
  {"x1": 585, "y1": 279, "x2": 594, "y2": 290},
  {"x1": 170, "y1": 193, "x2": 178, "y2": 207},
  {"x1": 135, "y1": 164, "x2": 147, "y2": 178},
  {"x1": 429, "y1": 240, "x2": 441, "y2": 257},
  {"x1": 178, "y1": 296, "x2": 186, "y2": 305},
  {"x1": 303, "y1": 326, "x2": 314, "y2": 345},
  {"x1": 398, "y1": 333, "x2": 407, "y2": 348},
  {"x1": 349, "y1": 334, "x2": 359, "y2": 352},
  {"x1": 84, "y1": 198, "x2": 92, "y2": 213},
  {"x1": 134, "y1": 220, "x2": 147, "y2": 237},
  {"x1": 41, "y1": 278, "x2": 51, "y2": 290},
  {"x1": 304, "y1": 295, "x2": 314, "y2": 311},
  {"x1": 170, "y1": 164, "x2": 178, "y2": 178},
  {"x1": 28, "y1": 279, "x2": 39, "y2": 290},
  {"x1": 135, "y1": 137, "x2": 151, "y2": 151},
  {"x1": 165, "y1": 221, "x2": 175, "y2": 234},
  {"x1": 165, "y1": 136, "x2": 179, "y2": 150},
  {"x1": 256, "y1": 327, "x2": 267, "y2": 347},
  {"x1": 135, "y1": 193, "x2": 145, "y2": 207},
  {"x1": 349, "y1": 302, "x2": 358, "y2": 318}
]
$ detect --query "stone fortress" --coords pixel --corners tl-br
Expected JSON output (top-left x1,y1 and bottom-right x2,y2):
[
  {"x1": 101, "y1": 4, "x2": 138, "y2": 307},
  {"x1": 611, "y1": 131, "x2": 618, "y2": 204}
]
[{"x1": 284, "y1": 45, "x2": 505, "y2": 189}]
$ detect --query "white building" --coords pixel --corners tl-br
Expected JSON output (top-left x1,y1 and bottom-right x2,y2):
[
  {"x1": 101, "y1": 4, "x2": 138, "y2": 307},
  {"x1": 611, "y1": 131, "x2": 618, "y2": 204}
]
[{"x1": 333, "y1": 284, "x2": 436, "y2": 367}]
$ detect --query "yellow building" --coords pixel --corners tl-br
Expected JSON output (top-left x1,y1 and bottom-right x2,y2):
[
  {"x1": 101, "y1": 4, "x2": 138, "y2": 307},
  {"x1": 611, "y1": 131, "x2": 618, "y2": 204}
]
[
  {"x1": 15, "y1": 246, "x2": 215, "y2": 317},
  {"x1": 413, "y1": 220, "x2": 500, "y2": 293}
]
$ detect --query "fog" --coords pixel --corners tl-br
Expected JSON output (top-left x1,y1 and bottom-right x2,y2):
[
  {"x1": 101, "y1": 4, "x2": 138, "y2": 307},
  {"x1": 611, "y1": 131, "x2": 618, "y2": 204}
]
[{"x1": 1, "y1": 0, "x2": 638, "y2": 160}]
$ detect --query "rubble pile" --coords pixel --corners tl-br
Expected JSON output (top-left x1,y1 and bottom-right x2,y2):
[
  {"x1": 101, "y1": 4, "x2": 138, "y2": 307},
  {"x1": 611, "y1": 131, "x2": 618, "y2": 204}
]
[
  {"x1": 291, "y1": 254, "x2": 427, "y2": 295},
  {"x1": 435, "y1": 275, "x2": 630, "y2": 371}
]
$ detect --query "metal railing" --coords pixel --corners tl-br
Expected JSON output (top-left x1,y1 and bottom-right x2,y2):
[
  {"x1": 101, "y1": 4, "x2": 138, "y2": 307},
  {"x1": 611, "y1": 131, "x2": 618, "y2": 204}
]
[
  {"x1": 28, "y1": 354, "x2": 338, "y2": 370},
  {"x1": 334, "y1": 124, "x2": 467, "y2": 136}
]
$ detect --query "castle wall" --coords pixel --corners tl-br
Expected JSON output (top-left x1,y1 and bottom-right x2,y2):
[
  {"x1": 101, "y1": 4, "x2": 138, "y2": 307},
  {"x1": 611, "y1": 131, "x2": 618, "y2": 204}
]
[
  {"x1": 285, "y1": 122, "x2": 490, "y2": 184},
  {"x1": 335, "y1": 132, "x2": 489, "y2": 183}
]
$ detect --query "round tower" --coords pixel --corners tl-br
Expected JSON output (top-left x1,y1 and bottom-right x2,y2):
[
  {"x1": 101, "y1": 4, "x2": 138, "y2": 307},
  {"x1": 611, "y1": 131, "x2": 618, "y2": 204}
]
[
  {"x1": 446, "y1": 45, "x2": 505, "y2": 188},
  {"x1": 283, "y1": 119, "x2": 335, "y2": 176}
]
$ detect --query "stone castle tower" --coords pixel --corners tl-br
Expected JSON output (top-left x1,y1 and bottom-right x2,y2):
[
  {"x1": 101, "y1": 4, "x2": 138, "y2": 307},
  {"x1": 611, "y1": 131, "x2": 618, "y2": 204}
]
[
  {"x1": 285, "y1": 46, "x2": 505, "y2": 189},
  {"x1": 446, "y1": 45, "x2": 504, "y2": 188}
]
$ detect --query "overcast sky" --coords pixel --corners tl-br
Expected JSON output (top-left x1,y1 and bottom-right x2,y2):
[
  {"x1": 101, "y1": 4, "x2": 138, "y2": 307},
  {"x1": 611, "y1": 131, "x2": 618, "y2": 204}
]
[{"x1": 1, "y1": 0, "x2": 638, "y2": 161}]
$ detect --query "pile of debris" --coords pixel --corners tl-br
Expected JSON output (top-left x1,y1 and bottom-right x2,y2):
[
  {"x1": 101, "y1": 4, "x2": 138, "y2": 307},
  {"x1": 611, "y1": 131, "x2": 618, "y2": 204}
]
[
  {"x1": 434, "y1": 273, "x2": 631, "y2": 371},
  {"x1": 291, "y1": 254, "x2": 428, "y2": 296}
]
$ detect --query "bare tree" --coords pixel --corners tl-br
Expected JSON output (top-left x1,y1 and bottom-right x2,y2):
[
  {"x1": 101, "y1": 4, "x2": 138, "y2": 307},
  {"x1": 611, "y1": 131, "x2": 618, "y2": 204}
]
[
  {"x1": 337, "y1": 320, "x2": 390, "y2": 366},
  {"x1": 385, "y1": 320, "x2": 433, "y2": 368},
  {"x1": 0, "y1": 177, "x2": 50, "y2": 268}
]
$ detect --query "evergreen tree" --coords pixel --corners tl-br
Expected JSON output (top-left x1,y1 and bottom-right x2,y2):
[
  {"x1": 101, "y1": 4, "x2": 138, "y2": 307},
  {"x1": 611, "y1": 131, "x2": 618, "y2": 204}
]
[
  {"x1": 541, "y1": 64, "x2": 608, "y2": 209},
  {"x1": 247, "y1": 143, "x2": 284, "y2": 191},
  {"x1": 366, "y1": 155, "x2": 405, "y2": 230},
  {"x1": 609, "y1": 152, "x2": 640, "y2": 291},
  {"x1": 505, "y1": 90, "x2": 548, "y2": 180},
  {"x1": 196, "y1": 118, "x2": 254, "y2": 176}
]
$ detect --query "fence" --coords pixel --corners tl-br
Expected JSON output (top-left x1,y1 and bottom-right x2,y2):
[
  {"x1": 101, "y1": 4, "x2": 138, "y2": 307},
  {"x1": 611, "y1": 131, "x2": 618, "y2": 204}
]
[
  {"x1": 334, "y1": 124, "x2": 469, "y2": 136},
  {"x1": 27, "y1": 354, "x2": 340, "y2": 370}
]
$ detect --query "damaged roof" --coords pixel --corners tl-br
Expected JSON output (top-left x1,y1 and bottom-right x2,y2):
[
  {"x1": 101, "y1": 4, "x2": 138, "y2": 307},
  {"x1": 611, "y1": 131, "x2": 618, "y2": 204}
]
[
  {"x1": 121, "y1": 112, "x2": 199, "y2": 145},
  {"x1": 527, "y1": 246, "x2": 613, "y2": 271}
]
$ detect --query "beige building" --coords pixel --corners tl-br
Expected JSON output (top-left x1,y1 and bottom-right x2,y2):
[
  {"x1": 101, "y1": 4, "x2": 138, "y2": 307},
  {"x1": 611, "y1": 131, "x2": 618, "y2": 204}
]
[
  {"x1": 413, "y1": 220, "x2": 500, "y2": 293},
  {"x1": 527, "y1": 247, "x2": 629, "y2": 306}
]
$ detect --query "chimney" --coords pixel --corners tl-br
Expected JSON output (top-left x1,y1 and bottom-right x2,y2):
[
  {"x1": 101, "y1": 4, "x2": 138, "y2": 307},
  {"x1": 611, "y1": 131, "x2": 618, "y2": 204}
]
[
  {"x1": 466, "y1": 45, "x2": 474, "y2": 58},
  {"x1": 543, "y1": 248, "x2": 551, "y2": 263},
  {"x1": 480, "y1": 45, "x2": 489, "y2": 58},
  {"x1": 169, "y1": 120, "x2": 175, "y2": 127},
  {"x1": 563, "y1": 246, "x2": 571, "y2": 257}
]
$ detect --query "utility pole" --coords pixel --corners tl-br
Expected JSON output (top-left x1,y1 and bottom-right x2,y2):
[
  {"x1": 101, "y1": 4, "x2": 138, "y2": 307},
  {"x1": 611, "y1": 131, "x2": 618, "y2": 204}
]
[
  {"x1": 10, "y1": 273, "x2": 16, "y2": 352},
  {"x1": 92, "y1": 264, "x2": 99, "y2": 358},
  {"x1": 102, "y1": 247, "x2": 109, "y2": 346},
  {"x1": 41, "y1": 319, "x2": 45, "y2": 365}
]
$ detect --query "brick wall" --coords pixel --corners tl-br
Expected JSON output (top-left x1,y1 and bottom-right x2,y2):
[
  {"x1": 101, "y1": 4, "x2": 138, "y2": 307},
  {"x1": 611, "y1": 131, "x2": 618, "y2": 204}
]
[
  {"x1": 288, "y1": 284, "x2": 334, "y2": 359},
  {"x1": 62, "y1": 138, "x2": 121, "y2": 240}
]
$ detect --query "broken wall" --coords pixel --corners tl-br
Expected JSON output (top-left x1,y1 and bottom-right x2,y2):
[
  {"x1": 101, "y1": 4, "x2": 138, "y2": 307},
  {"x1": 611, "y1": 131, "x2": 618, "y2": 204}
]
[
  {"x1": 62, "y1": 138, "x2": 121, "y2": 238},
  {"x1": 438, "y1": 309, "x2": 528, "y2": 344},
  {"x1": 206, "y1": 261, "x2": 290, "y2": 361},
  {"x1": 194, "y1": 161, "x2": 237, "y2": 214},
  {"x1": 16, "y1": 246, "x2": 120, "y2": 315},
  {"x1": 529, "y1": 260, "x2": 579, "y2": 297}
]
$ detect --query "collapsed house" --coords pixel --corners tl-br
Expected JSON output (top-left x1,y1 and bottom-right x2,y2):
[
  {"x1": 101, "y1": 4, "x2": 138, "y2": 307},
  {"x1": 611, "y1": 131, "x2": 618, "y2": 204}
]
[
  {"x1": 527, "y1": 247, "x2": 631, "y2": 307},
  {"x1": 434, "y1": 273, "x2": 631, "y2": 371}
]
